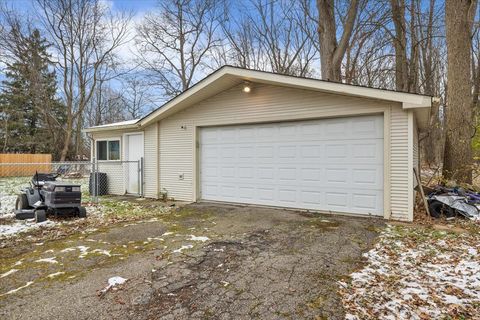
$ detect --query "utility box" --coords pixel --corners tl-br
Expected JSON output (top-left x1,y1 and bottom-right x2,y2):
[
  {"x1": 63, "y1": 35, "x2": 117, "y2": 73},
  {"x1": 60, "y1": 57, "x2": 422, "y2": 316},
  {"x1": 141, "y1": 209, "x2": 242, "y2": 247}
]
[{"x1": 89, "y1": 172, "x2": 108, "y2": 196}]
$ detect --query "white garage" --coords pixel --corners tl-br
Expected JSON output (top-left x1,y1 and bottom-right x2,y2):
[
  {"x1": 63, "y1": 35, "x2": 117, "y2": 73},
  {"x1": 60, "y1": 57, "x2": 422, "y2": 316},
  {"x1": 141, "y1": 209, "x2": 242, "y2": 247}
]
[
  {"x1": 200, "y1": 115, "x2": 384, "y2": 216},
  {"x1": 85, "y1": 66, "x2": 432, "y2": 221}
]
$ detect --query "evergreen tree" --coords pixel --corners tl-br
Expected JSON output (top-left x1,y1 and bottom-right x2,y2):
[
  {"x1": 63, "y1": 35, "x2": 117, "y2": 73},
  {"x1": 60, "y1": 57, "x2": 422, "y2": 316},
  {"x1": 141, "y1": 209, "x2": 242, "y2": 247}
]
[{"x1": 0, "y1": 29, "x2": 65, "y2": 158}]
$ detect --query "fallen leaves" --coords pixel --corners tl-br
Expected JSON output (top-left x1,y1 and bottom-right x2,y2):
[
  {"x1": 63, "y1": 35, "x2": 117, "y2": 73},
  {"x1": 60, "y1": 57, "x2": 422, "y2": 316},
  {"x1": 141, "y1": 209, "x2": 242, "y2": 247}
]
[{"x1": 340, "y1": 225, "x2": 480, "y2": 319}]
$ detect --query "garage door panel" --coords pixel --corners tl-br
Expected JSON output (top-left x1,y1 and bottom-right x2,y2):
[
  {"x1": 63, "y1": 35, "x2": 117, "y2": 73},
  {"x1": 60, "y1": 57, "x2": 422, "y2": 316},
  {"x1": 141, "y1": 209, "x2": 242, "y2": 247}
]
[
  {"x1": 300, "y1": 190, "x2": 324, "y2": 205},
  {"x1": 352, "y1": 193, "x2": 380, "y2": 210},
  {"x1": 325, "y1": 192, "x2": 349, "y2": 209},
  {"x1": 300, "y1": 145, "x2": 322, "y2": 158},
  {"x1": 277, "y1": 167, "x2": 297, "y2": 181},
  {"x1": 300, "y1": 168, "x2": 323, "y2": 182},
  {"x1": 279, "y1": 124, "x2": 297, "y2": 136},
  {"x1": 238, "y1": 186, "x2": 255, "y2": 200},
  {"x1": 200, "y1": 115, "x2": 384, "y2": 216}
]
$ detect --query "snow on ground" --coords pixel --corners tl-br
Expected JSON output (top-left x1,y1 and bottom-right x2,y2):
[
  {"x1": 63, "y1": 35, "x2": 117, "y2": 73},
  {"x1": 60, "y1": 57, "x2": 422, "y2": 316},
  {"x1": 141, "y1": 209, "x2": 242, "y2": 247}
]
[
  {"x1": 189, "y1": 235, "x2": 210, "y2": 242},
  {"x1": 173, "y1": 244, "x2": 193, "y2": 253},
  {"x1": 0, "y1": 195, "x2": 18, "y2": 218},
  {"x1": 0, "y1": 177, "x2": 31, "y2": 217},
  {"x1": 0, "y1": 281, "x2": 34, "y2": 297},
  {"x1": 35, "y1": 257, "x2": 59, "y2": 264},
  {"x1": 0, "y1": 269, "x2": 18, "y2": 278},
  {"x1": 0, "y1": 220, "x2": 56, "y2": 238},
  {"x1": 47, "y1": 272, "x2": 65, "y2": 279},
  {"x1": 340, "y1": 225, "x2": 480, "y2": 319}
]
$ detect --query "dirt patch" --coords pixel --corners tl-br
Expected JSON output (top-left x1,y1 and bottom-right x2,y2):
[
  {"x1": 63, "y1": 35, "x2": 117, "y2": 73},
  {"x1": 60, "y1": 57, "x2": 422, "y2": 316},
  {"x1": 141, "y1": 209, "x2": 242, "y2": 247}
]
[{"x1": 0, "y1": 202, "x2": 383, "y2": 319}]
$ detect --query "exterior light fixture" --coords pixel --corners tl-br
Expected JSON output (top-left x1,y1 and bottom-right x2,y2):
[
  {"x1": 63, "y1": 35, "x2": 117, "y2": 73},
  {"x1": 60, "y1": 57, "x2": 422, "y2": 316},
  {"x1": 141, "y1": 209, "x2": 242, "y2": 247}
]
[{"x1": 242, "y1": 81, "x2": 252, "y2": 93}]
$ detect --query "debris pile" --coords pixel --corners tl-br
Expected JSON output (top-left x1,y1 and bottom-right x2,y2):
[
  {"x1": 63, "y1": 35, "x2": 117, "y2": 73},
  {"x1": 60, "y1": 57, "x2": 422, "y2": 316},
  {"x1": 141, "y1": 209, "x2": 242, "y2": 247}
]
[
  {"x1": 425, "y1": 185, "x2": 480, "y2": 220},
  {"x1": 98, "y1": 276, "x2": 128, "y2": 297}
]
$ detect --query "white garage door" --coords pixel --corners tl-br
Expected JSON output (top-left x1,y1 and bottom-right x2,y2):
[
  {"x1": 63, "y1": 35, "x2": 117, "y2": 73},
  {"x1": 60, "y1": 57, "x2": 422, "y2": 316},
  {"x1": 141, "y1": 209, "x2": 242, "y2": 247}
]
[{"x1": 199, "y1": 115, "x2": 384, "y2": 216}]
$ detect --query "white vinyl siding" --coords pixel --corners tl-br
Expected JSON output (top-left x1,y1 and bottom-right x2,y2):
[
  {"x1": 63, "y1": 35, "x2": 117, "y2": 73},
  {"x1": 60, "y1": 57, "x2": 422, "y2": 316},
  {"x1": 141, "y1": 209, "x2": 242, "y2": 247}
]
[
  {"x1": 159, "y1": 117, "x2": 194, "y2": 199},
  {"x1": 157, "y1": 83, "x2": 412, "y2": 220},
  {"x1": 143, "y1": 123, "x2": 159, "y2": 198},
  {"x1": 389, "y1": 107, "x2": 410, "y2": 220},
  {"x1": 92, "y1": 127, "x2": 158, "y2": 197},
  {"x1": 412, "y1": 116, "x2": 419, "y2": 211},
  {"x1": 413, "y1": 119, "x2": 419, "y2": 172}
]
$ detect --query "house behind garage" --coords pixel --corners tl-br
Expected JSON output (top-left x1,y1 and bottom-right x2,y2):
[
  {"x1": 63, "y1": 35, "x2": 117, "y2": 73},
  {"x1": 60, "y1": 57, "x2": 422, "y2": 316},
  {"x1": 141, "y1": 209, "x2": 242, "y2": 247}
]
[{"x1": 84, "y1": 66, "x2": 432, "y2": 222}]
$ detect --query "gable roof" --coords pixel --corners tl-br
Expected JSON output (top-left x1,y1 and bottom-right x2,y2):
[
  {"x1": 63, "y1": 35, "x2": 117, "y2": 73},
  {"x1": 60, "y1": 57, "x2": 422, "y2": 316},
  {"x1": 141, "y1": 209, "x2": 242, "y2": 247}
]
[{"x1": 84, "y1": 66, "x2": 432, "y2": 133}]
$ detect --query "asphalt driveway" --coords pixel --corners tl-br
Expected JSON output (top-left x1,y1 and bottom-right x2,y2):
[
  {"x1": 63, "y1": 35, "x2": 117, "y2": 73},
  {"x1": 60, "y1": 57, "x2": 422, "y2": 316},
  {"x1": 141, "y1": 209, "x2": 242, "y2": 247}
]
[{"x1": 0, "y1": 202, "x2": 383, "y2": 320}]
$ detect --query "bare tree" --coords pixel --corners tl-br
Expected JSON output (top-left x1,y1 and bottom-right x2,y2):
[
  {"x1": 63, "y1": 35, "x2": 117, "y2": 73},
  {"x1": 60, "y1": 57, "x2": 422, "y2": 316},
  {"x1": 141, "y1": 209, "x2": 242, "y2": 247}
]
[
  {"x1": 390, "y1": 0, "x2": 410, "y2": 91},
  {"x1": 136, "y1": 0, "x2": 224, "y2": 98},
  {"x1": 217, "y1": 0, "x2": 317, "y2": 76},
  {"x1": 36, "y1": 0, "x2": 131, "y2": 160},
  {"x1": 0, "y1": 4, "x2": 30, "y2": 84},
  {"x1": 443, "y1": 0, "x2": 478, "y2": 183},
  {"x1": 417, "y1": 0, "x2": 446, "y2": 165},
  {"x1": 121, "y1": 75, "x2": 153, "y2": 119},
  {"x1": 216, "y1": 16, "x2": 266, "y2": 70},
  {"x1": 250, "y1": 0, "x2": 317, "y2": 76},
  {"x1": 85, "y1": 84, "x2": 126, "y2": 128},
  {"x1": 316, "y1": 0, "x2": 359, "y2": 81},
  {"x1": 343, "y1": 0, "x2": 393, "y2": 87}
]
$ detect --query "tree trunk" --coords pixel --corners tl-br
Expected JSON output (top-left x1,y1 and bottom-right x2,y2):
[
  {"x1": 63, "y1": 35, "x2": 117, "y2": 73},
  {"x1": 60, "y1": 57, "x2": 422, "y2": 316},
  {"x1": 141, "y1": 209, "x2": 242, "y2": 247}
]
[
  {"x1": 390, "y1": 0, "x2": 409, "y2": 92},
  {"x1": 316, "y1": 0, "x2": 358, "y2": 82},
  {"x1": 443, "y1": 0, "x2": 478, "y2": 183},
  {"x1": 408, "y1": 0, "x2": 419, "y2": 93},
  {"x1": 419, "y1": 0, "x2": 442, "y2": 166},
  {"x1": 60, "y1": 117, "x2": 73, "y2": 161}
]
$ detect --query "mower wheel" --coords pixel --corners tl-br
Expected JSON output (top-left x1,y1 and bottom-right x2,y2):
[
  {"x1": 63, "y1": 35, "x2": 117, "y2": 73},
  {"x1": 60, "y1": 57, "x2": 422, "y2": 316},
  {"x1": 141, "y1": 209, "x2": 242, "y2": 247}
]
[
  {"x1": 34, "y1": 210, "x2": 46, "y2": 223},
  {"x1": 428, "y1": 200, "x2": 455, "y2": 218},
  {"x1": 78, "y1": 207, "x2": 87, "y2": 218},
  {"x1": 15, "y1": 194, "x2": 29, "y2": 210}
]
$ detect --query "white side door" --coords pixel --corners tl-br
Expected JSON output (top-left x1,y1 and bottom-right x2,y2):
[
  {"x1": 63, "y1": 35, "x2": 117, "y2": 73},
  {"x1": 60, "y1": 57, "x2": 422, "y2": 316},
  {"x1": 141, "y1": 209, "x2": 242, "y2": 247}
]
[{"x1": 125, "y1": 133, "x2": 144, "y2": 194}]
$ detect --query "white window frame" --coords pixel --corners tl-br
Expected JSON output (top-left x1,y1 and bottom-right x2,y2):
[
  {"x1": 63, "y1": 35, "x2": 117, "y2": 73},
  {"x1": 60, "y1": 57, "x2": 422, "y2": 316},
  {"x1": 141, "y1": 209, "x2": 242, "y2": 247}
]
[{"x1": 95, "y1": 137, "x2": 121, "y2": 162}]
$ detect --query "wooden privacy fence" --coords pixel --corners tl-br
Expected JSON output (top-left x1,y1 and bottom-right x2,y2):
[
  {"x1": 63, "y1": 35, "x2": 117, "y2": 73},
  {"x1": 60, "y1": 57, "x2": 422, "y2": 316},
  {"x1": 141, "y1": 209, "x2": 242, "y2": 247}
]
[{"x1": 0, "y1": 154, "x2": 52, "y2": 177}]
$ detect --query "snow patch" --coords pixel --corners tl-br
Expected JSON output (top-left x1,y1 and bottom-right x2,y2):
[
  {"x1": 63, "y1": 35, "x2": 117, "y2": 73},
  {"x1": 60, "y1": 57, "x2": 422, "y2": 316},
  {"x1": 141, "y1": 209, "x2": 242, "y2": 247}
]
[
  {"x1": 0, "y1": 269, "x2": 18, "y2": 278},
  {"x1": 0, "y1": 195, "x2": 17, "y2": 217},
  {"x1": 47, "y1": 272, "x2": 65, "y2": 279},
  {"x1": 188, "y1": 235, "x2": 210, "y2": 242},
  {"x1": 0, "y1": 281, "x2": 33, "y2": 297},
  {"x1": 90, "y1": 249, "x2": 111, "y2": 257},
  {"x1": 77, "y1": 246, "x2": 90, "y2": 258},
  {"x1": 339, "y1": 225, "x2": 480, "y2": 319},
  {"x1": 172, "y1": 244, "x2": 193, "y2": 253},
  {"x1": 0, "y1": 220, "x2": 55, "y2": 238},
  {"x1": 35, "y1": 257, "x2": 58, "y2": 264},
  {"x1": 147, "y1": 237, "x2": 164, "y2": 241}
]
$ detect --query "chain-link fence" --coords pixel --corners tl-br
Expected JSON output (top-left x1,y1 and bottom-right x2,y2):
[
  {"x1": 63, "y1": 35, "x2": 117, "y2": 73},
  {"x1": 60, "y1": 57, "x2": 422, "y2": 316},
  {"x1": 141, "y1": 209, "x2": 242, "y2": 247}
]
[
  {"x1": 0, "y1": 159, "x2": 143, "y2": 216},
  {"x1": 92, "y1": 158, "x2": 144, "y2": 202}
]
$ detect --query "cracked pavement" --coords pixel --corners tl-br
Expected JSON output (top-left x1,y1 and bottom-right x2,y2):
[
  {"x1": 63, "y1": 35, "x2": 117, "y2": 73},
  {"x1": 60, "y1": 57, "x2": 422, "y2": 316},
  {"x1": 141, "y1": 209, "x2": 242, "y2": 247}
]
[{"x1": 1, "y1": 202, "x2": 383, "y2": 319}]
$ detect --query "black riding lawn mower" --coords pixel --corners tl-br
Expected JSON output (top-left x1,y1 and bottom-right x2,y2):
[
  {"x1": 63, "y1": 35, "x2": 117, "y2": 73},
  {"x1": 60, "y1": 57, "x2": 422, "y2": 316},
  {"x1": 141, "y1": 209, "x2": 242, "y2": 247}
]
[{"x1": 15, "y1": 172, "x2": 87, "y2": 223}]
